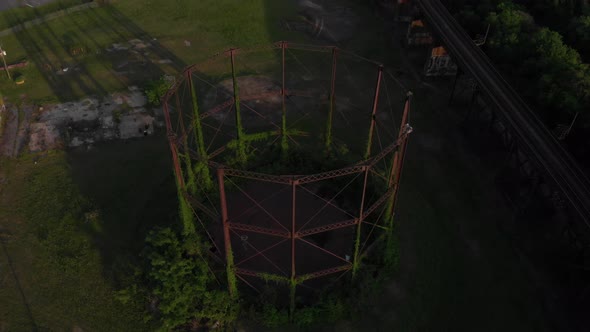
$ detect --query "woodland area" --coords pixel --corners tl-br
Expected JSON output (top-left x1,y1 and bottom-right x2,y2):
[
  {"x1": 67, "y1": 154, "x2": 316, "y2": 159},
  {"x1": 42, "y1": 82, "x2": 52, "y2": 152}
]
[{"x1": 443, "y1": 0, "x2": 590, "y2": 168}]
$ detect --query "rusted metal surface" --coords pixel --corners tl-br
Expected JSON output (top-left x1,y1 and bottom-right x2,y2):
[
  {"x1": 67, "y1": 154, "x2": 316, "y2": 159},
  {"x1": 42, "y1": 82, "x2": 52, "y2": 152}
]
[
  {"x1": 297, "y1": 165, "x2": 367, "y2": 184},
  {"x1": 365, "y1": 65, "x2": 384, "y2": 159},
  {"x1": 228, "y1": 222, "x2": 290, "y2": 238},
  {"x1": 217, "y1": 168, "x2": 236, "y2": 297},
  {"x1": 296, "y1": 218, "x2": 358, "y2": 237},
  {"x1": 162, "y1": 44, "x2": 413, "y2": 303},
  {"x1": 291, "y1": 180, "x2": 297, "y2": 267},
  {"x1": 297, "y1": 265, "x2": 352, "y2": 282}
]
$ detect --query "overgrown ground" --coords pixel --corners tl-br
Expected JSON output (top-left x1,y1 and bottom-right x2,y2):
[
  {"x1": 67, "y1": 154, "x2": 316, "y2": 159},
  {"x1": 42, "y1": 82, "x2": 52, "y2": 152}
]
[
  {"x1": 0, "y1": 152, "x2": 150, "y2": 331},
  {"x1": 0, "y1": 0, "x2": 561, "y2": 331}
]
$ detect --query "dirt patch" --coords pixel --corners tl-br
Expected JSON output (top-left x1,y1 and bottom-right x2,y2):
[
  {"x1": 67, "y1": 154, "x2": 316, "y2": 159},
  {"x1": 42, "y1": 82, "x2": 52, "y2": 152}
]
[
  {"x1": 203, "y1": 76, "x2": 282, "y2": 125},
  {"x1": 1, "y1": 87, "x2": 163, "y2": 155}
]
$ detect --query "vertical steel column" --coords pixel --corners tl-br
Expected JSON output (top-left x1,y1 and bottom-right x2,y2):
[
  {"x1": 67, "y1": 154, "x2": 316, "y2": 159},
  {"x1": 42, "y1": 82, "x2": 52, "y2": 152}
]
[
  {"x1": 325, "y1": 47, "x2": 338, "y2": 151},
  {"x1": 164, "y1": 100, "x2": 185, "y2": 189},
  {"x1": 289, "y1": 179, "x2": 298, "y2": 319},
  {"x1": 387, "y1": 92, "x2": 412, "y2": 217},
  {"x1": 188, "y1": 71, "x2": 209, "y2": 160},
  {"x1": 352, "y1": 165, "x2": 370, "y2": 278},
  {"x1": 364, "y1": 65, "x2": 384, "y2": 159},
  {"x1": 230, "y1": 49, "x2": 247, "y2": 164},
  {"x1": 281, "y1": 41, "x2": 289, "y2": 154},
  {"x1": 217, "y1": 168, "x2": 238, "y2": 298},
  {"x1": 177, "y1": 92, "x2": 197, "y2": 194},
  {"x1": 188, "y1": 70, "x2": 213, "y2": 190}
]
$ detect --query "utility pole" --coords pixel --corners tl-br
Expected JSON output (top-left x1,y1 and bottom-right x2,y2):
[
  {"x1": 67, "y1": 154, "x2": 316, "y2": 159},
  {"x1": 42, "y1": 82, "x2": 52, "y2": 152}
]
[{"x1": 0, "y1": 45, "x2": 11, "y2": 80}]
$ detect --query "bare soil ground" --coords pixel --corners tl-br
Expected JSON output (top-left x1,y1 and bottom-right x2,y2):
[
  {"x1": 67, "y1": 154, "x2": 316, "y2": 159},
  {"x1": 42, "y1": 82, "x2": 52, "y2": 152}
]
[{"x1": 0, "y1": 86, "x2": 162, "y2": 156}]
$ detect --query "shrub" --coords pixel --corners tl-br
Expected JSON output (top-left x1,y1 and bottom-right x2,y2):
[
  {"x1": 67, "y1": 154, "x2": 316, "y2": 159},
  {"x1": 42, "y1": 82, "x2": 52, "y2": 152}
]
[{"x1": 145, "y1": 77, "x2": 171, "y2": 106}]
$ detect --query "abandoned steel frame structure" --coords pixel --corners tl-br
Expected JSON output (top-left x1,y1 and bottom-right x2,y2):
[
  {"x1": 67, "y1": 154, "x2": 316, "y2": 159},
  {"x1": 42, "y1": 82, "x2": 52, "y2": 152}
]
[{"x1": 162, "y1": 42, "x2": 413, "y2": 317}]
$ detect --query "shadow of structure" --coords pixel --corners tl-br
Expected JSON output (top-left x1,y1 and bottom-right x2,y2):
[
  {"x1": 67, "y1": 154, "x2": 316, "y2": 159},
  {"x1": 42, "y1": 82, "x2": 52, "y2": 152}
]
[
  {"x1": 63, "y1": 0, "x2": 302, "y2": 291},
  {"x1": 60, "y1": 4, "x2": 190, "y2": 282}
]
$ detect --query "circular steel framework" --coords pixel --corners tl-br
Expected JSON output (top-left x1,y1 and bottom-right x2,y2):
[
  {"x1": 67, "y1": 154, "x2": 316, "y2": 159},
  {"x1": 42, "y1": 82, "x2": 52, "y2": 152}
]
[{"x1": 162, "y1": 42, "x2": 413, "y2": 315}]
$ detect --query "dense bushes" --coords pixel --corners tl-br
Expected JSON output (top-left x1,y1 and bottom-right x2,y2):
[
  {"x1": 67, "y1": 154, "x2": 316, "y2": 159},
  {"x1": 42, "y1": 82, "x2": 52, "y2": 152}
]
[
  {"x1": 118, "y1": 227, "x2": 237, "y2": 331},
  {"x1": 450, "y1": 1, "x2": 590, "y2": 125},
  {"x1": 145, "y1": 77, "x2": 171, "y2": 106}
]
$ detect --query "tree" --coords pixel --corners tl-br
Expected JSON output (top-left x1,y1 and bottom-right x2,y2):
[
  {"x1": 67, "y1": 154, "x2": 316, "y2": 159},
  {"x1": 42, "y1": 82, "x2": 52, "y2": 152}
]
[
  {"x1": 486, "y1": 2, "x2": 535, "y2": 63},
  {"x1": 142, "y1": 228, "x2": 237, "y2": 331},
  {"x1": 145, "y1": 77, "x2": 171, "y2": 106},
  {"x1": 530, "y1": 28, "x2": 590, "y2": 120},
  {"x1": 568, "y1": 15, "x2": 590, "y2": 60}
]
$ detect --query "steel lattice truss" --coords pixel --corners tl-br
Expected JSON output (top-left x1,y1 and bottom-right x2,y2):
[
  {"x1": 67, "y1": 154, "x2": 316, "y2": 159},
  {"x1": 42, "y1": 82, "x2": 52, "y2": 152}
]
[{"x1": 163, "y1": 43, "x2": 413, "y2": 305}]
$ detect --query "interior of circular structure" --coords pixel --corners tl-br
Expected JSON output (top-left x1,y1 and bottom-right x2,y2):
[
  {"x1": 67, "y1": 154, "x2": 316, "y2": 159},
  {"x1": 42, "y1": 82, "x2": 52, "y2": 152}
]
[{"x1": 163, "y1": 44, "x2": 409, "y2": 305}]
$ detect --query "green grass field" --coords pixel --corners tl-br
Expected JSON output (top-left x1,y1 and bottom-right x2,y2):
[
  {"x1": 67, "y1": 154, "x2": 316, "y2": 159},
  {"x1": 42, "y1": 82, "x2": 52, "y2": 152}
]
[{"x1": 0, "y1": 0, "x2": 305, "y2": 103}]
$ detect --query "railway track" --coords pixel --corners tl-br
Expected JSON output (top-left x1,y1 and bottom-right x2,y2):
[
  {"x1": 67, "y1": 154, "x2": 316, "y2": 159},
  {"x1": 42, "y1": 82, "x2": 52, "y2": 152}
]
[{"x1": 416, "y1": 0, "x2": 590, "y2": 227}]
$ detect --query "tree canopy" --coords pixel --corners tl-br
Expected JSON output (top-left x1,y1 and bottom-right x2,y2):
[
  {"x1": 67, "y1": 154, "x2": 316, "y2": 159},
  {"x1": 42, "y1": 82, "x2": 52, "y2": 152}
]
[{"x1": 482, "y1": 2, "x2": 590, "y2": 121}]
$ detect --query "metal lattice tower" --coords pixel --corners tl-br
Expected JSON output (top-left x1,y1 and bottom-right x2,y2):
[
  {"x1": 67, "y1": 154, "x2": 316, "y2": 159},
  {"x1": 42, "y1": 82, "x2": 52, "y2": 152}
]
[{"x1": 163, "y1": 42, "x2": 413, "y2": 317}]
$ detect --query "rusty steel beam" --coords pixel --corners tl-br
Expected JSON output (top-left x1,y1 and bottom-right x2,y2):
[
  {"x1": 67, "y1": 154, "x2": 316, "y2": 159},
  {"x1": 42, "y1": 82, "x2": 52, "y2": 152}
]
[
  {"x1": 281, "y1": 41, "x2": 288, "y2": 152},
  {"x1": 363, "y1": 186, "x2": 395, "y2": 220},
  {"x1": 296, "y1": 265, "x2": 352, "y2": 282},
  {"x1": 200, "y1": 99, "x2": 234, "y2": 119},
  {"x1": 217, "y1": 168, "x2": 238, "y2": 297},
  {"x1": 291, "y1": 180, "x2": 298, "y2": 279},
  {"x1": 162, "y1": 70, "x2": 184, "y2": 102},
  {"x1": 367, "y1": 141, "x2": 400, "y2": 168},
  {"x1": 164, "y1": 100, "x2": 185, "y2": 189},
  {"x1": 298, "y1": 237, "x2": 350, "y2": 264},
  {"x1": 236, "y1": 238, "x2": 289, "y2": 266},
  {"x1": 353, "y1": 166, "x2": 372, "y2": 277},
  {"x1": 208, "y1": 146, "x2": 227, "y2": 160},
  {"x1": 364, "y1": 65, "x2": 384, "y2": 159},
  {"x1": 297, "y1": 165, "x2": 366, "y2": 184},
  {"x1": 228, "y1": 222, "x2": 290, "y2": 238},
  {"x1": 231, "y1": 185, "x2": 292, "y2": 227},
  {"x1": 234, "y1": 267, "x2": 261, "y2": 278},
  {"x1": 296, "y1": 218, "x2": 357, "y2": 238},
  {"x1": 369, "y1": 167, "x2": 389, "y2": 183},
  {"x1": 290, "y1": 179, "x2": 298, "y2": 320},
  {"x1": 224, "y1": 168, "x2": 293, "y2": 184},
  {"x1": 227, "y1": 177, "x2": 291, "y2": 233},
  {"x1": 235, "y1": 268, "x2": 290, "y2": 283},
  {"x1": 176, "y1": 92, "x2": 188, "y2": 146},
  {"x1": 184, "y1": 192, "x2": 218, "y2": 220},
  {"x1": 297, "y1": 184, "x2": 356, "y2": 219},
  {"x1": 389, "y1": 93, "x2": 412, "y2": 187},
  {"x1": 230, "y1": 228, "x2": 290, "y2": 276},
  {"x1": 235, "y1": 274, "x2": 261, "y2": 293}
]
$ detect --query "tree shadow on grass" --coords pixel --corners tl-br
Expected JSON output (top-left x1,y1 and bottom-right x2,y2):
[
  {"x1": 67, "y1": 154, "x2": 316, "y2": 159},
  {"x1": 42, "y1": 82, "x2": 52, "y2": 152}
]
[{"x1": 4, "y1": 9, "x2": 108, "y2": 102}]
